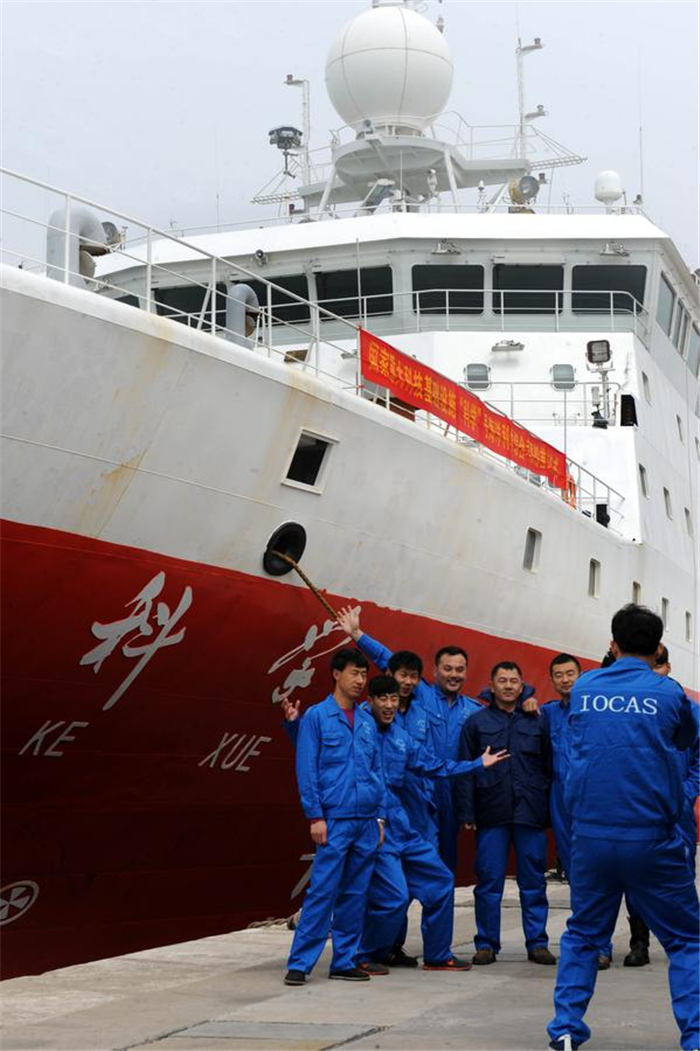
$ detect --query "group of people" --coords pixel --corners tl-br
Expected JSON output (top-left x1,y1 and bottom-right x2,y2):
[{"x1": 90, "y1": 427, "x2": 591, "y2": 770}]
[{"x1": 280, "y1": 602, "x2": 699, "y2": 1051}]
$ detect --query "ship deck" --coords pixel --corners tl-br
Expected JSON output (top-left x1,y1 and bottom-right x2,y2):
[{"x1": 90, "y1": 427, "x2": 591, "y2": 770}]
[{"x1": 1, "y1": 878, "x2": 689, "y2": 1051}]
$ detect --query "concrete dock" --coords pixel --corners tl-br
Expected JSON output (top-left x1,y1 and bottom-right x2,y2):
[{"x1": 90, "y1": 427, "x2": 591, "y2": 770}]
[{"x1": 0, "y1": 880, "x2": 685, "y2": 1051}]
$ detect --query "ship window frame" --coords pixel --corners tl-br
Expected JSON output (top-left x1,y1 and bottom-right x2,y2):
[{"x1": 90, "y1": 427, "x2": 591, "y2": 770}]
[
  {"x1": 663, "y1": 486, "x2": 673, "y2": 519},
  {"x1": 282, "y1": 429, "x2": 337, "y2": 493},
  {"x1": 661, "y1": 597, "x2": 669, "y2": 629},
  {"x1": 588, "y1": 558, "x2": 601, "y2": 599},
  {"x1": 316, "y1": 265, "x2": 393, "y2": 320},
  {"x1": 687, "y1": 325, "x2": 700, "y2": 377},
  {"x1": 638, "y1": 463, "x2": 649, "y2": 498},
  {"x1": 492, "y1": 263, "x2": 564, "y2": 315},
  {"x1": 686, "y1": 611, "x2": 693, "y2": 643},
  {"x1": 571, "y1": 264, "x2": 647, "y2": 315},
  {"x1": 465, "y1": 363, "x2": 491, "y2": 391},
  {"x1": 551, "y1": 363, "x2": 576, "y2": 391},
  {"x1": 685, "y1": 507, "x2": 693, "y2": 536},
  {"x1": 522, "y1": 528, "x2": 542, "y2": 573},
  {"x1": 676, "y1": 414, "x2": 684, "y2": 443},
  {"x1": 632, "y1": 581, "x2": 641, "y2": 604},
  {"x1": 242, "y1": 274, "x2": 311, "y2": 327},
  {"x1": 656, "y1": 273, "x2": 676, "y2": 336},
  {"x1": 411, "y1": 264, "x2": 485, "y2": 315},
  {"x1": 641, "y1": 371, "x2": 651, "y2": 404},
  {"x1": 672, "y1": 300, "x2": 689, "y2": 354}
]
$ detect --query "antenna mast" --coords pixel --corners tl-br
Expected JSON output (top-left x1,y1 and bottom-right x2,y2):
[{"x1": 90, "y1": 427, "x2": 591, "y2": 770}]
[
  {"x1": 516, "y1": 36, "x2": 543, "y2": 159},
  {"x1": 285, "y1": 74, "x2": 311, "y2": 184}
]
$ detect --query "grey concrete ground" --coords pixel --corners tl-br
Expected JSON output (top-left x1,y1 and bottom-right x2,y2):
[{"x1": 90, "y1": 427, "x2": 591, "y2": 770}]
[{"x1": 0, "y1": 880, "x2": 684, "y2": 1051}]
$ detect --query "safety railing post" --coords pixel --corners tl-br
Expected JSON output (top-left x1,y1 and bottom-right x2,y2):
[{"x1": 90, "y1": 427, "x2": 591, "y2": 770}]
[
  {"x1": 266, "y1": 282, "x2": 273, "y2": 357},
  {"x1": 63, "y1": 195, "x2": 71, "y2": 284},
  {"x1": 210, "y1": 257, "x2": 217, "y2": 333},
  {"x1": 446, "y1": 289, "x2": 450, "y2": 332},
  {"x1": 145, "y1": 228, "x2": 153, "y2": 312}
]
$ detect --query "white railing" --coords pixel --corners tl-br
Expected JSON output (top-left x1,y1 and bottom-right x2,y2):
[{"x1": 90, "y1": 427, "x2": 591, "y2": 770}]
[{"x1": 0, "y1": 166, "x2": 626, "y2": 533}]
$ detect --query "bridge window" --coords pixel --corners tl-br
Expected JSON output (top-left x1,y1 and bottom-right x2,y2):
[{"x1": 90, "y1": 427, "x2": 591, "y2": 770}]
[
  {"x1": 492, "y1": 264, "x2": 564, "y2": 314},
  {"x1": 632, "y1": 581, "x2": 641, "y2": 603},
  {"x1": 661, "y1": 597, "x2": 669, "y2": 628},
  {"x1": 571, "y1": 265, "x2": 646, "y2": 314},
  {"x1": 656, "y1": 273, "x2": 675, "y2": 336},
  {"x1": 523, "y1": 528, "x2": 542, "y2": 572},
  {"x1": 663, "y1": 487, "x2": 673, "y2": 519},
  {"x1": 317, "y1": 266, "x2": 392, "y2": 319},
  {"x1": 638, "y1": 463, "x2": 649, "y2": 497},
  {"x1": 672, "y1": 301, "x2": 689, "y2": 353},
  {"x1": 412, "y1": 265, "x2": 484, "y2": 314},
  {"x1": 687, "y1": 325, "x2": 700, "y2": 377},
  {"x1": 588, "y1": 559, "x2": 601, "y2": 598},
  {"x1": 465, "y1": 363, "x2": 491, "y2": 390},
  {"x1": 244, "y1": 275, "x2": 310, "y2": 326},
  {"x1": 551, "y1": 363, "x2": 575, "y2": 390},
  {"x1": 155, "y1": 282, "x2": 227, "y2": 329}
]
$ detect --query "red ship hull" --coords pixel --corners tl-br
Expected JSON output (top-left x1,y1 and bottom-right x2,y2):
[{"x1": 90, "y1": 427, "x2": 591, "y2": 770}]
[{"x1": 2, "y1": 519, "x2": 569, "y2": 977}]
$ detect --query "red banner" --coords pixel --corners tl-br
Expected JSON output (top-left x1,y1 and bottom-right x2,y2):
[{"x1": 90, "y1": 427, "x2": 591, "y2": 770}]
[{"x1": 360, "y1": 330, "x2": 568, "y2": 488}]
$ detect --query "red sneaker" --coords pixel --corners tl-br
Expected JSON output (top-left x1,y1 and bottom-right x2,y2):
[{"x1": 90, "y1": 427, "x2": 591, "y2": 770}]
[{"x1": 422, "y1": 956, "x2": 472, "y2": 971}]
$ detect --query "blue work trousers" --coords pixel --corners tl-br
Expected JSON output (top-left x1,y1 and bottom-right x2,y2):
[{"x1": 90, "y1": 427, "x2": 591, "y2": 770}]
[
  {"x1": 474, "y1": 824, "x2": 549, "y2": 954},
  {"x1": 287, "y1": 817, "x2": 380, "y2": 974},
  {"x1": 361, "y1": 831, "x2": 455, "y2": 964},
  {"x1": 548, "y1": 831, "x2": 700, "y2": 1051},
  {"x1": 433, "y1": 780, "x2": 459, "y2": 875}
]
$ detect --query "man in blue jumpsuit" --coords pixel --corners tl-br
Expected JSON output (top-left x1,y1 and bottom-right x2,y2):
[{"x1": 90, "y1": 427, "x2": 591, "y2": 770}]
[
  {"x1": 335, "y1": 605, "x2": 482, "y2": 875},
  {"x1": 358, "y1": 674, "x2": 508, "y2": 972},
  {"x1": 284, "y1": 648, "x2": 385, "y2": 987},
  {"x1": 547, "y1": 604, "x2": 700, "y2": 1051},
  {"x1": 456, "y1": 661, "x2": 555, "y2": 966}
]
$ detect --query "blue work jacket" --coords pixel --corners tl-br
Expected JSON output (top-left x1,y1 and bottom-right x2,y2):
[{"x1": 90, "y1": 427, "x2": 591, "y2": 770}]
[
  {"x1": 294, "y1": 695, "x2": 385, "y2": 821},
  {"x1": 564, "y1": 658, "x2": 698, "y2": 840},
  {"x1": 360, "y1": 706, "x2": 484, "y2": 851},
  {"x1": 357, "y1": 632, "x2": 483, "y2": 761},
  {"x1": 540, "y1": 698, "x2": 570, "y2": 787},
  {"x1": 456, "y1": 698, "x2": 551, "y2": 828}
]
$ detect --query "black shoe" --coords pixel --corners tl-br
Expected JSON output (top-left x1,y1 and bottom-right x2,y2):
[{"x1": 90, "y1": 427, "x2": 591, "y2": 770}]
[
  {"x1": 597, "y1": 953, "x2": 612, "y2": 970},
  {"x1": 472, "y1": 948, "x2": 497, "y2": 965},
  {"x1": 549, "y1": 1037, "x2": 581, "y2": 1051},
  {"x1": 423, "y1": 955, "x2": 472, "y2": 971},
  {"x1": 329, "y1": 967, "x2": 370, "y2": 981},
  {"x1": 357, "y1": 959, "x2": 390, "y2": 975},
  {"x1": 284, "y1": 969, "x2": 306, "y2": 986},
  {"x1": 623, "y1": 944, "x2": 650, "y2": 967},
  {"x1": 381, "y1": 946, "x2": 419, "y2": 968},
  {"x1": 528, "y1": 946, "x2": 557, "y2": 965}
]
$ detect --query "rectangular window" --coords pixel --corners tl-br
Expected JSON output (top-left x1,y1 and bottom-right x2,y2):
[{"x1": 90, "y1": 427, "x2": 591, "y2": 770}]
[
  {"x1": 688, "y1": 326, "x2": 700, "y2": 378},
  {"x1": 317, "y1": 266, "x2": 392, "y2": 319},
  {"x1": 588, "y1": 559, "x2": 601, "y2": 598},
  {"x1": 672, "y1": 301, "x2": 689, "y2": 353},
  {"x1": 492, "y1": 264, "x2": 564, "y2": 315},
  {"x1": 663, "y1": 487, "x2": 673, "y2": 519},
  {"x1": 155, "y1": 282, "x2": 228, "y2": 329},
  {"x1": 523, "y1": 528, "x2": 542, "y2": 572},
  {"x1": 245, "y1": 275, "x2": 310, "y2": 326},
  {"x1": 656, "y1": 273, "x2": 675, "y2": 335},
  {"x1": 465, "y1": 363, "x2": 491, "y2": 390},
  {"x1": 632, "y1": 581, "x2": 641, "y2": 603},
  {"x1": 284, "y1": 431, "x2": 334, "y2": 490},
  {"x1": 686, "y1": 611, "x2": 693, "y2": 643},
  {"x1": 685, "y1": 507, "x2": 693, "y2": 536},
  {"x1": 641, "y1": 372, "x2": 651, "y2": 404},
  {"x1": 638, "y1": 463, "x2": 649, "y2": 497},
  {"x1": 412, "y1": 265, "x2": 484, "y2": 314},
  {"x1": 661, "y1": 597, "x2": 669, "y2": 628},
  {"x1": 571, "y1": 265, "x2": 647, "y2": 314},
  {"x1": 676, "y1": 415, "x2": 684, "y2": 443}
]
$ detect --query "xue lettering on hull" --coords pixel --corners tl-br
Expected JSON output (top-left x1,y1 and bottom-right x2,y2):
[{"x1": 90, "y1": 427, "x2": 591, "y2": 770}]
[
  {"x1": 79, "y1": 571, "x2": 193, "y2": 710},
  {"x1": 267, "y1": 615, "x2": 353, "y2": 705},
  {"x1": 198, "y1": 732, "x2": 272, "y2": 772}
]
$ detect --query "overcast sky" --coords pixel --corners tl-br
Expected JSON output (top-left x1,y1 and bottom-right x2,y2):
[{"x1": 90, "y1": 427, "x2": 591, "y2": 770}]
[{"x1": 1, "y1": 0, "x2": 698, "y2": 267}]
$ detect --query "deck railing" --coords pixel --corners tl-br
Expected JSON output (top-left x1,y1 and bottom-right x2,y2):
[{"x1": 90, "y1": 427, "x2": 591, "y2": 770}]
[{"x1": 0, "y1": 166, "x2": 626, "y2": 534}]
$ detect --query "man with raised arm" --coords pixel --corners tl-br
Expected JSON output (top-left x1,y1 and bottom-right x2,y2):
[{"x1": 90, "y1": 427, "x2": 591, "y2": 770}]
[
  {"x1": 456, "y1": 660, "x2": 554, "y2": 967},
  {"x1": 546, "y1": 605, "x2": 699, "y2": 1051},
  {"x1": 335, "y1": 605, "x2": 481, "y2": 876},
  {"x1": 283, "y1": 648, "x2": 385, "y2": 987}
]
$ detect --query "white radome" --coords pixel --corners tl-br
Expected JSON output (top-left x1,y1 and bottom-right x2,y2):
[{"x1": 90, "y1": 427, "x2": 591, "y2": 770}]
[{"x1": 325, "y1": 4, "x2": 453, "y2": 134}]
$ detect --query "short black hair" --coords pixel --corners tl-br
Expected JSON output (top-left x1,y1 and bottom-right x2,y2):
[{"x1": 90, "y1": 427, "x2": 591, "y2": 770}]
[
  {"x1": 330, "y1": 648, "x2": 369, "y2": 673},
  {"x1": 435, "y1": 645, "x2": 468, "y2": 665},
  {"x1": 611, "y1": 604, "x2": 663, "y2": 657},
  {"x1": 600, "y1": 649, "x2": 616, "y2": 668},
  {"x1": 654, "y1": 644, "x2": 670, "y2": 666},
  {"x1": 549, "y1": 652, "x2": 581, "y2": 675},
  {"x1": 368, "y1": 674, "x2": 400, "y2": 698},
  {"x1": 388, "y1": 650, "x2": 423, "y2": 675},
  {"x1": 491, "y1": 660, "x2": 523, "y2": 679}
]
